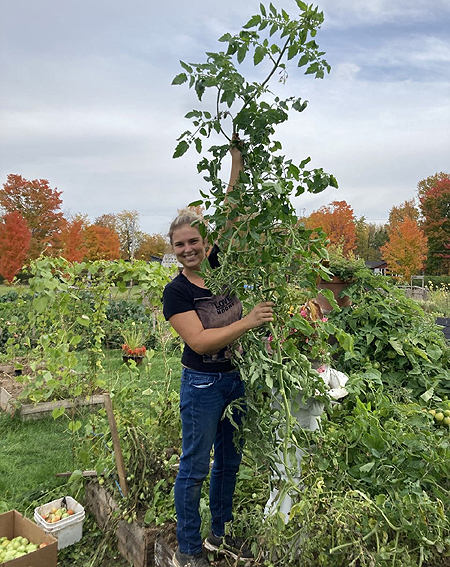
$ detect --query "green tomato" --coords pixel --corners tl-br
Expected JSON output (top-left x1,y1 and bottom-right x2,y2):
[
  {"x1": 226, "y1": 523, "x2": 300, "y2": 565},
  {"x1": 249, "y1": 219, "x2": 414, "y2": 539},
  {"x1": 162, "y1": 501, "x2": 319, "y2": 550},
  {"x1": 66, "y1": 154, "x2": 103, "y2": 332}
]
[{"x1": 435, "y1": 412, "x2": 445, "y2": 422}]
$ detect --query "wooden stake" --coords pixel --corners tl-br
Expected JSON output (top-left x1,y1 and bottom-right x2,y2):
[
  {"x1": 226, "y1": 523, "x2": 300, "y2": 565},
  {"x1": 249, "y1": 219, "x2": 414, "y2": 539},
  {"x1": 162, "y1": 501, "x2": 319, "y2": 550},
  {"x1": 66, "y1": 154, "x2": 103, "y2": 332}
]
[{"x1": 103, "y1": 392, "x2": 129, "y2": 497}]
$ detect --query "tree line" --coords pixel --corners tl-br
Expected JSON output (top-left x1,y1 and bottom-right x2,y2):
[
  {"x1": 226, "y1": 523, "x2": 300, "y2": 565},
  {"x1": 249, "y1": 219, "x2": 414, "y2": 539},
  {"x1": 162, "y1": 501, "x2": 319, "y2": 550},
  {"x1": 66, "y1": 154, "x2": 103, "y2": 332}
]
[
  {"x1": 0, "y1": 171, "x2": 448, "y2": 283},
  {"x1": 300, "y1": 171, "x2": 450, "y2": 282},
  {"x1": 0, "y1": 174, "x2": 169, "y2": 282}
]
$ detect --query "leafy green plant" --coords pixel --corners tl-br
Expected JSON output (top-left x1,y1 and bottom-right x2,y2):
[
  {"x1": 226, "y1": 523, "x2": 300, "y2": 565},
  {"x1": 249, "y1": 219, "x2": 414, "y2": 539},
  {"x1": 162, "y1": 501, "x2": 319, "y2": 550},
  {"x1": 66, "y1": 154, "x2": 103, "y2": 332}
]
[
  {"x1": 15, "y1": 258, "x2": 171, "y2": 409},
  {"x1": 121, "y1": 321, "x2": 147, "y2": 357},
  {"x1": 330, "y1": 272, "x2": 450, "y2": 401},
  {"x1": 322, "y1": 242, "x2": 368, "y2": 282}
]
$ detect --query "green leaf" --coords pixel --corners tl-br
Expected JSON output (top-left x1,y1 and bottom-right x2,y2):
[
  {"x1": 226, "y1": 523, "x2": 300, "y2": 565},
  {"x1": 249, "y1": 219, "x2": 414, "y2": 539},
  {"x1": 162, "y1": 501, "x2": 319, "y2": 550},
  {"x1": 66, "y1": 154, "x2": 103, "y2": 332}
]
[
  {"x1": 388, "y1": 338, "x2": 404, "y2": 355},
  {"x1": 288, "y1": 163, "x2": 300, "y2": 180},
  {"x1": 243, "y1": 15, "x2": 261, "y2": 29},
  {"x1": 52, "y1": 406, "x2": 65, "y2": 419},
  {"x1": 195, "y1": 138, "x2": 202, "y2": 153},
  {"x1": 32, "y1": 296, "x2": 48, "y2": 313},
  {"x1": 180, "y1": 61, "x2": 193, "y2": 73},
  {"x1": 185, "y1": 110, "x2": 201, "y2": 119},
  {"x1": 68, "y1": 420, "x2": 82, "y2": 433},
  {"x1": 237, "y1": 45, "x2": 248, "y2": 64},
  {"x1": 76, "y1": 315, "x2": 90, "y2": 327},
  {"x1": 288, "y1": 44, "x2": 298, "y2": 60},
  {"x1": 172, "y1": 73, "x2": 187, "y2": 85},
  {"x1": 359, "y1": 462, "x2": 375, "y2": 473},
  {"x1": 218, "y1": 33, "x2": 232, "y2": 43},
  {"x1": 296, "y1": 0, "x2": 307, "y2": 10},
  {"x1": 173, "y1": 140, "x2": 190, "y2": 158},
  {"x1": 260, "y1": 3, "x2": 266, "y2": 16},
  {"x1": 420, "y1": 388, "x2": 434, "y2": 403},
  {"x1": 329, "y1": 175, "x2": 339, "y2": 188},
  {"x1": 292, "y1": 98, "x2": 308, "y2": 112},
  {"x1": 426, "y1": 343, "x2": 442, "y2": 361},
  {"x1": 254, "y1": 46, "x2": 265, "y2": 65},
  {"x1": 297, "y1": 54, "x2": 309, "y2": 67},
  {"x1": 305, "y1": 62, "x2": 319, "y2": 75},
  {"x1": 269, "y1": 2, "x2": 277, "y2": 15}
]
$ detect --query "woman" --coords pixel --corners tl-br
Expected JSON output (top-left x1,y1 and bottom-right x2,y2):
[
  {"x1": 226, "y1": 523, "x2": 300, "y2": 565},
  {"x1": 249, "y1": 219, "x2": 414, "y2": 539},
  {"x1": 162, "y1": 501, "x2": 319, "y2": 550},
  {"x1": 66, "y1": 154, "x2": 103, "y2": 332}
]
[{"x1": 163, "y1": 145, "x2": 274, "y2": 567}]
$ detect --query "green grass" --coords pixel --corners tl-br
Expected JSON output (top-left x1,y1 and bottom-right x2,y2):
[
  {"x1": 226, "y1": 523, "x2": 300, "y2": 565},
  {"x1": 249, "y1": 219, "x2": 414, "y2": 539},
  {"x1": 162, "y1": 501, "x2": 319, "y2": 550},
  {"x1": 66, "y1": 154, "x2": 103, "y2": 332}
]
[
  {"x1": 0, "y1": 349, "x2": 182, "y2": 566},
  {"x1": 0, "y1": 414, "x2": 74, "y2": 511}
]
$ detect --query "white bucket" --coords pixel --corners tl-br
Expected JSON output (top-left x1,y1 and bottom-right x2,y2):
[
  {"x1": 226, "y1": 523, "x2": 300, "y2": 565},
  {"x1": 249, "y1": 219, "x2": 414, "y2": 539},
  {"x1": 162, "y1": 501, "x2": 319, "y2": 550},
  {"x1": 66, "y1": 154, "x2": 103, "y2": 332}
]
[{"x1": 34, "y1": 496, "x2": 85, "y2": 549}]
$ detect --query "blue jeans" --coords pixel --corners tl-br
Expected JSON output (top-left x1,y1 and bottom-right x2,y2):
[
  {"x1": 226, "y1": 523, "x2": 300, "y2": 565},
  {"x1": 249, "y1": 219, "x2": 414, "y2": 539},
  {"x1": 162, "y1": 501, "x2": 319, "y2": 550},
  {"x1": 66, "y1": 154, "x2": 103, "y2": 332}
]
[{"x1": 174, "y1": 367, "x2": 245, "y2": 555}]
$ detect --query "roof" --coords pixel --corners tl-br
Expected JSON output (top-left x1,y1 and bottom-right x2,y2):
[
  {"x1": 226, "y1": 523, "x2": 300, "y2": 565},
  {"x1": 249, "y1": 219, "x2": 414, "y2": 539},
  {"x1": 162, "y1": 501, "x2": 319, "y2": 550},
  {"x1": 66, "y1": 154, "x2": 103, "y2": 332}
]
[{"x1": 365, "y1": 260, "x2": 388, "y2": 269}]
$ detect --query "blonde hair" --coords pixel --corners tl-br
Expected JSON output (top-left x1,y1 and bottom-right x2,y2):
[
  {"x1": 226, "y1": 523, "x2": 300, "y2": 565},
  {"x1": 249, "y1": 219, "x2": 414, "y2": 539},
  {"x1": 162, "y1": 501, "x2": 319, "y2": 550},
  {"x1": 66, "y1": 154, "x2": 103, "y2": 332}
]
[{"x1": 168, "y1": 208, "x2": 204, "y2": 244}]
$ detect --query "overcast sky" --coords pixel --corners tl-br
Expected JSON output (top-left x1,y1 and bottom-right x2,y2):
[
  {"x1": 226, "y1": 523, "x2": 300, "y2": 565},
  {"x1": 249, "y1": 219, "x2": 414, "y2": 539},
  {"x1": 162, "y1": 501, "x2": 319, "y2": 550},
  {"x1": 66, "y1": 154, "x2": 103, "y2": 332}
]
[{"x1": 1, "y1": 0, "x2": 449, "y2": 235}]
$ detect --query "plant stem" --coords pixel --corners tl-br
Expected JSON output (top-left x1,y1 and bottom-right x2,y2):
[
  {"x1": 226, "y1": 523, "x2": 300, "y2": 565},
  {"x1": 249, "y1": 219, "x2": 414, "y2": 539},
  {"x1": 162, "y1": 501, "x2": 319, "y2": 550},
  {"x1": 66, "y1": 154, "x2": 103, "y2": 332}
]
[{"x1": 240, "y1": 37, "x2": 290, "y2": 114}]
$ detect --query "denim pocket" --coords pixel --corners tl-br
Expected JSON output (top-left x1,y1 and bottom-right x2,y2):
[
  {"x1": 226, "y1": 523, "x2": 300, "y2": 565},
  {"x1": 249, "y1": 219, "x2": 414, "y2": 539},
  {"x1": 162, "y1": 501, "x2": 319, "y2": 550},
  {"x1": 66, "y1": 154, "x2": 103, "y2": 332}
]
[{"x1": 182, "y1": 369, "x2": 217, "y2": 389}]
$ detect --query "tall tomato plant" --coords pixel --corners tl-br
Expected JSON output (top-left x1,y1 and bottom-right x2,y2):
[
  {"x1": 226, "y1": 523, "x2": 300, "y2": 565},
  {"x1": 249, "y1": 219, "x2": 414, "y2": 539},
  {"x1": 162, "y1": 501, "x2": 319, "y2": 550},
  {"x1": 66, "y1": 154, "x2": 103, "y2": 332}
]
[{"x1": 173, "y1": 2, "x2": 341, "y2": 492}]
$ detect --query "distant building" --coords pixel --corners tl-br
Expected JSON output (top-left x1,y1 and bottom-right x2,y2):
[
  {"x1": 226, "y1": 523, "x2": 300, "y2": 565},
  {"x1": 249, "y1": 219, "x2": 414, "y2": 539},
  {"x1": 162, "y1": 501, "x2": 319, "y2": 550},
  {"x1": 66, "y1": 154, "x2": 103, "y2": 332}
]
[
  {"x1": 162, "y1": 253, "x2": 182, "y2": 269},
  {"x1": 365, "y1": 260, "x2": 388, "y2": 276}
]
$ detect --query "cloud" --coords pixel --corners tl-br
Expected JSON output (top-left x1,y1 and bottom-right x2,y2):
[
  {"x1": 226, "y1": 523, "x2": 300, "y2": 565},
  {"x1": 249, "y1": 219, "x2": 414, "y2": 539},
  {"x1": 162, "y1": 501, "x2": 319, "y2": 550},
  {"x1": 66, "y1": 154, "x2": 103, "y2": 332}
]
[
  {"x1": 319, "y1": 0, "x2": 450, "y2": 27},
  {"x1": 1, "y1": 0, "x2": 449, "y2": 236}
]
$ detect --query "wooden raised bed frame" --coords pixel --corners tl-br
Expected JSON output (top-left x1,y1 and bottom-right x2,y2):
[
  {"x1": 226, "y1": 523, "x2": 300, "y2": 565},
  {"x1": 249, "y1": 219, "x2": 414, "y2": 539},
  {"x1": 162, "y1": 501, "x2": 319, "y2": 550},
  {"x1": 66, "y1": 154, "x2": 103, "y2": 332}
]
[{"x1": 0, "y1": 384, "x2": 104, "y2": 421}]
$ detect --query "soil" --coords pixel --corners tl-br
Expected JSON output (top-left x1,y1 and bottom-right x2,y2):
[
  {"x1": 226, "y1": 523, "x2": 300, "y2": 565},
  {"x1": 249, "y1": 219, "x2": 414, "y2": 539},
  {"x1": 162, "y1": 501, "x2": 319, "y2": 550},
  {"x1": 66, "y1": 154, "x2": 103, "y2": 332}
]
[{"x1": 0, "y1": 373, "x2": 26, "y2": 399}]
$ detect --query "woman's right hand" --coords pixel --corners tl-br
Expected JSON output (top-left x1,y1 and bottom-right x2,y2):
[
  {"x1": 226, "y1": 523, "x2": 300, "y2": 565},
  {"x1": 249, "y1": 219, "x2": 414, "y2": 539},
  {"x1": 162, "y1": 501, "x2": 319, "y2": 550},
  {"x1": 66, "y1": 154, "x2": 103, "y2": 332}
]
[{"x1": 244, "y1": 301, "x2": 275, "y2": 329}]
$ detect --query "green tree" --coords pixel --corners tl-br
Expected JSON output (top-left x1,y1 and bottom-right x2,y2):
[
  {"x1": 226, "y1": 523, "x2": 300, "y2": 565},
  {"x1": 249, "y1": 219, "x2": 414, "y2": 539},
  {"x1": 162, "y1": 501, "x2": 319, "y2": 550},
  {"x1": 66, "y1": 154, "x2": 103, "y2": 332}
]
[{"x1": 355, "y1": 219, "x2": 388, "y2": 261}]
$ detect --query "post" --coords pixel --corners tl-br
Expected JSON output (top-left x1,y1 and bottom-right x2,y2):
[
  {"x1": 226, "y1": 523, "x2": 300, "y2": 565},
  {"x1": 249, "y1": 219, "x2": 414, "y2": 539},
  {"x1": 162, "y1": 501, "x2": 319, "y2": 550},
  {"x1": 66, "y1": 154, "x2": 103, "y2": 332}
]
[{"x1": 103, "y1": 392, "x2": 129, "y2": 497}]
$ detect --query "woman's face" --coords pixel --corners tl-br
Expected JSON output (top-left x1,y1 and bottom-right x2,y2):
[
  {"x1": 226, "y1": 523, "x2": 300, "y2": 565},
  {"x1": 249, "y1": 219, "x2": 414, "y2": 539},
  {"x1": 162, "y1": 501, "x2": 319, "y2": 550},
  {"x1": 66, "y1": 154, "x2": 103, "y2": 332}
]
[{"x1": 171, "y1": 224, "x2": 206, "y2": 272}]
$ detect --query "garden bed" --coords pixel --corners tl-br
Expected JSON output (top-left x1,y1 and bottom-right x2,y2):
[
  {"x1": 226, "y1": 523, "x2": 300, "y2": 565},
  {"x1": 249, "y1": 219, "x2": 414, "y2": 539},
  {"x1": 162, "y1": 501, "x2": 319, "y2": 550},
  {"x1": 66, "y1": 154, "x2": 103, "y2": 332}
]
[
  {"x1": 0, "y1": 374, "x2": 105, "y2": 421},
  {"x1": 85, "y1": 480, "x2": 161, "y2": 567},
  {"x1": 85, "y1": 481, "x2": 251, "y2": 567}
]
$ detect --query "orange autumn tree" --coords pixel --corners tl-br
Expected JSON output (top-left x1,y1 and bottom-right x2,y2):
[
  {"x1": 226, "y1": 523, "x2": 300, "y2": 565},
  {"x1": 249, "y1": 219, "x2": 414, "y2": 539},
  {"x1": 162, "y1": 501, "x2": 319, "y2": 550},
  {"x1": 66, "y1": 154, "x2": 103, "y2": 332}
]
[
  {"x1": 380, "y1": 217, "x2": 427, "y2": 283},
  {"x1": 59, "y1": 216, "x2": 89, "y2": 263},
  {"x1": 83, "y1": 225, "x2": 121, "y2": 261},
  {"x1": 0, "y1": 211, "x2": 32, "y2": 282},
  {"x1": 0, "y1": 174, "x2": 64, "y2": 259},
  {"x1": 304, "y1": 200, "x2": 356, "y2": 255}
]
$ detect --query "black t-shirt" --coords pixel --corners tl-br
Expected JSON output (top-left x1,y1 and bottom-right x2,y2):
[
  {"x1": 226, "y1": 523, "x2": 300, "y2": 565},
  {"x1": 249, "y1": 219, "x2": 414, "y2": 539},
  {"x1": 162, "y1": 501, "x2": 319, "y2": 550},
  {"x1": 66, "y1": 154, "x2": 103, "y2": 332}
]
[{"x1": 162, "y1": 249, "x2": 242, "y2": 373}]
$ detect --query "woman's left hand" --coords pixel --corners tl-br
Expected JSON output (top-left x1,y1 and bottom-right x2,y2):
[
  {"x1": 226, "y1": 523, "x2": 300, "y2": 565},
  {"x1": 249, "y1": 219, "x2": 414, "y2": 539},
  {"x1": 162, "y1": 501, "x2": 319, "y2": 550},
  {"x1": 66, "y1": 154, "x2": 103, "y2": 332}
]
[{"x1": 244, "y1": 302, "x2": 274, "y2": 329}]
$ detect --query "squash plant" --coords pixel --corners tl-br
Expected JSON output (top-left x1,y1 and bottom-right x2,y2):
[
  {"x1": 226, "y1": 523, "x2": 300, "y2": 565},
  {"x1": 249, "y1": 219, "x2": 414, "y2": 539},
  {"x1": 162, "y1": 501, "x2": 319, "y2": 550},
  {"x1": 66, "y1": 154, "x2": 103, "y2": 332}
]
[{"x1": 172, "y1": 0, "x2": 354, "y2": 532}]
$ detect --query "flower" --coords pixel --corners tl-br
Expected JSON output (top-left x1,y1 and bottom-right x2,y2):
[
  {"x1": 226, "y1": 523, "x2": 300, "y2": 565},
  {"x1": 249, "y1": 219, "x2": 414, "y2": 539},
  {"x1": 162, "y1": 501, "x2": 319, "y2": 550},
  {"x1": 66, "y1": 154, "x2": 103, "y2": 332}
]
[{"x1": 122, "y1": 344, "x2": 147, "y2": 357}]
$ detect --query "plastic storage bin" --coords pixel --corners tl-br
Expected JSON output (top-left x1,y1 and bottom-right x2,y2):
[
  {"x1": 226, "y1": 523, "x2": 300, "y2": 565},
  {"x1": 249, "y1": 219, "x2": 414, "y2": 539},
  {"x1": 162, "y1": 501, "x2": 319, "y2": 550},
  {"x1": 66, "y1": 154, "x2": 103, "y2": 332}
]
[{"x1": 34, "y1": 496, "x2": 85, "y2": 549}]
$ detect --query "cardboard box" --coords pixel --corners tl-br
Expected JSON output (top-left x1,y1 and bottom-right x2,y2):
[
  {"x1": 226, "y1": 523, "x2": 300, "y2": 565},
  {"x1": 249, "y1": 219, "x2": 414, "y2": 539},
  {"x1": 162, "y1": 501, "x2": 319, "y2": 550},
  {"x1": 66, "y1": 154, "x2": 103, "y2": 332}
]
[{"x1": 0, "y1": 510, "x2": 57, "y2": 566}]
